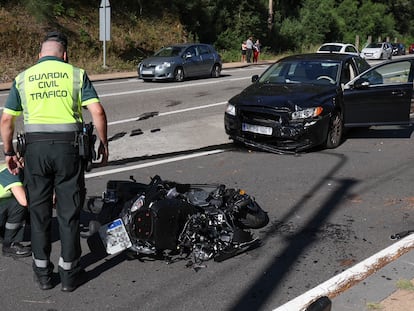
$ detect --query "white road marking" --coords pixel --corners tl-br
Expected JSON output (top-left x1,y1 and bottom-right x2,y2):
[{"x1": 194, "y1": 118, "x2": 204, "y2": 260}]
[
  {"x1": 108, "y1": 101, "x2": 226, "y2": 125},
  {"x1": 85, "y1": 149, "x2": 225, "y2": 179},
  {"x1": 98, "y1": 77, "x2": 247, "y2": 98},
  {"x1": 0, "y1": 101, "x2": 227, "y2": 145}
]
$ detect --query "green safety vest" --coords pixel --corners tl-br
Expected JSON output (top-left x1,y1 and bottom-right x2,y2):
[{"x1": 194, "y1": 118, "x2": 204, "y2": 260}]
[{"x1": 15, "y1": 59, "x2": 84, "y2": 132}]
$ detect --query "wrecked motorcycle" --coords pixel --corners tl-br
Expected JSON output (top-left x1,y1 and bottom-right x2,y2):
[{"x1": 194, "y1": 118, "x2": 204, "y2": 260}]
[{"x1": 83, "y1": 175, "x2": 269, "y2": 267}]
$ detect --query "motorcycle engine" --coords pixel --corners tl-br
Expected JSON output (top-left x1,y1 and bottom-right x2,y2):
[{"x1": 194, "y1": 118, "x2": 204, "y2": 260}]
[{"x1": 179, "y1": 207, "x2": 234, "y2": 262}]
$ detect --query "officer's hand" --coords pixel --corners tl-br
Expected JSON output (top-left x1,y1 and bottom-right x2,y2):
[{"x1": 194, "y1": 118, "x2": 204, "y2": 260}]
[
  {"x1": 97, "y1": 141, "x2": 109, "y2": 166},
  {"x1": 6, "y1": 155, "x2": 23, "y2": 175}
]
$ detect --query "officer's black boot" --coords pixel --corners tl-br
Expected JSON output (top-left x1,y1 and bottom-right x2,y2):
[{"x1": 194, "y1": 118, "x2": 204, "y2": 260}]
[
  {"x1": 33, "y1": 262, "x2": 54, "y2": 290},
  {"x1": 59, "y1": 265, "x2": 87, "y2": 292}
]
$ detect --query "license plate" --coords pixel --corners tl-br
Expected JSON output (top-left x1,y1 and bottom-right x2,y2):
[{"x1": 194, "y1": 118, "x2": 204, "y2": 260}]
[
  {"x1": 99, "y1": 218, "x2": 132, "y2": 255},
  {"x1": 242, "y1": 123, "x2": 273, "y2": 135},
  {"x1": 141, "y1": 70, "x2": 153, "y2": 75}
]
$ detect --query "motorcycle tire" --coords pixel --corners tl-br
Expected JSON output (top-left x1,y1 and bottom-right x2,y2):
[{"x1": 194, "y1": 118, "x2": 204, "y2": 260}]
[{"x1": 238, "y1": 203, "x2": 269, "y2": 229}]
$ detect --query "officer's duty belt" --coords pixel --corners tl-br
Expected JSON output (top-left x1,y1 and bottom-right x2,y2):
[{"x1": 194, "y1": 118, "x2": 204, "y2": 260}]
[{"x1": 25, "y1": 132, "x2": 78, "y2": 144}]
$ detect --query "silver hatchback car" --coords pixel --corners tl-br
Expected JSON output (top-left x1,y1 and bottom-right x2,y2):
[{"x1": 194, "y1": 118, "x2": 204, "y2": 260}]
[{"x1": 138, "y1": 43, "x2": 222, "y2": 82}]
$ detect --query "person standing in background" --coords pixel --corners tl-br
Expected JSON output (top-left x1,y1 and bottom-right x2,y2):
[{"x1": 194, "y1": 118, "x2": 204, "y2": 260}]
[
  {"x1": 253, "y1": 39, "x2": 261, "y2": 63},
  {"x1": 246, "y1": 36, "x2": 253, "y2": 63},
  {"x1": 241, "y1": 41, "x2": 247, "y2": 62}
]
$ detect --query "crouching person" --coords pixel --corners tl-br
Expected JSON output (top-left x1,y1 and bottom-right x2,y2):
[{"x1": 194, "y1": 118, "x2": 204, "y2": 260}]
[{"x1": 0, "y1": 162, "x2": 31, "y2": 257}]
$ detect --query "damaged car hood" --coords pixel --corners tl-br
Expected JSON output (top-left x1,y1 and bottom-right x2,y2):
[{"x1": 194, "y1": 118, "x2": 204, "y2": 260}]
[{"x1": 230, "y1": 82, "x2": 339, "y2": 112}]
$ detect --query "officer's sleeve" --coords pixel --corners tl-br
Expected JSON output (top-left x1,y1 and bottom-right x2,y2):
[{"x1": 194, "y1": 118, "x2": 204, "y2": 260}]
[
  {"x1": 0, "y1": 168, "x2": 23, "y2": 192},
  {"x1": 3, "y1": 80, "x2": 23, "y2": 116},
  {"x1": 81, "y1": 72, "x2": 100, "y2": 107}
]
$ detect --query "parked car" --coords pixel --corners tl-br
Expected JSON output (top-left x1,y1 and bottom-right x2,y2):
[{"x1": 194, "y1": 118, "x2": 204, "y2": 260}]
[
  {"x1": 137, "y1": 43, "x2": 222, "y2": 82},
  {"x1": 360, "y1": 42, "x2": 392, "y2": 60},
  {"x1": 391, "y1": 43, "x2": 406, "y2": 56},
  {"x1": 409, "y1": 43, "x2": 414, "y2": 54},
  {"x1": 224, "y1": 53, "x2": 414, "y2": 153},
  {"x1": 317, "y1": 43, "x2": 360, "y2": 56}
]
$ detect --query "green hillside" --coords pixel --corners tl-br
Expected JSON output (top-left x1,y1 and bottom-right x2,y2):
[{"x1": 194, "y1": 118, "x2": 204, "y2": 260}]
[
  {"x1": 1, "y1": 0, "x2": 414, "y2": 83},
  {"x1": 0, "y1": 3, "x2": 187, "y2": 83}
]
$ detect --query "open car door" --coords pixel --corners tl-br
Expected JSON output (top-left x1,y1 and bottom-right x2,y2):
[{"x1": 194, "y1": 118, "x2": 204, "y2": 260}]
[{"x1": 343, "y1": 59, "x2": 413, "y2": 127}]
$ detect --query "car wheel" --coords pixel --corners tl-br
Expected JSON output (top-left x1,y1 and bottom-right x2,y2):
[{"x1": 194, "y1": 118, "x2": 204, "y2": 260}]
[
  {"x1": 211, "y1": 64, "x2": 221, "y2": 78},
  {"x1": 174, "y1": 67, "x2": 184, "y2": 82},
  {"x1": 324, "y1": 111, "x2": 343, "y2": 149}
]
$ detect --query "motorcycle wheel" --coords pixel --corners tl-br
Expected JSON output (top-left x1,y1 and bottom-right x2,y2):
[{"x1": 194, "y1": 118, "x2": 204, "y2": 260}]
[{"x1": 238, "y1": 202, "x2": 269, "y2": 229}]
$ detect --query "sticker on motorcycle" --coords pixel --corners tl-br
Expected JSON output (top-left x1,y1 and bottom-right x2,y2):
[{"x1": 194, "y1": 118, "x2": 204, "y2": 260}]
[{"x1": 99, "y1": 218, "x2": 132, "y2": 255}]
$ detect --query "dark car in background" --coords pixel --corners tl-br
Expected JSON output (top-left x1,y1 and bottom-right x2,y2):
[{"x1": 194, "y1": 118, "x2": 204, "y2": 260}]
[
  {"x1": 224, "y1": 53, "x2": 414, "y2": 153},
  {"x1": 138, "y1": 43, "x2": 222, "y2": 82},
  {"x1": 391, "y1": 43, "x2": 406, "y2": 55}
]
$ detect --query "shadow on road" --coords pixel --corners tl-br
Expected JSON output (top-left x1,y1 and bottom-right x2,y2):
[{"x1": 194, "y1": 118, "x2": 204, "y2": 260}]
[{"x1": 226, "y1": 152, "x2": 355, "y2": 311}]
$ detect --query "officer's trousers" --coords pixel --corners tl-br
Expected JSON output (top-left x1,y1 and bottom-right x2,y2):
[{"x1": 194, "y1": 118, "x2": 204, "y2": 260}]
[
  {"x1": 0, "y1": 197, "x2": 26, "y2": 245},
  {"x1": 24, "y1": 140, "x2": 85, "y2": 285}
]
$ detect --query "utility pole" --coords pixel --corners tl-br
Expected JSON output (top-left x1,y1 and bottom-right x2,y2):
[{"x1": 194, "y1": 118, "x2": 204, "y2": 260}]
[
  {"x1": 99, "y1": 0, "x2": 111, "y2": 68},
  {"x1": 268, "y1": 0, "x2": 274, "y2": 31}
]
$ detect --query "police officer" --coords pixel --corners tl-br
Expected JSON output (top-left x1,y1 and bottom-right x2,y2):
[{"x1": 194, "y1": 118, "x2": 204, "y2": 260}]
[
  {"x1": 0, "y1": 31, "x2": 109, "y2": 292},
  {"x1": 0, "y1": 161, "x2": 31, "y2": 257}
]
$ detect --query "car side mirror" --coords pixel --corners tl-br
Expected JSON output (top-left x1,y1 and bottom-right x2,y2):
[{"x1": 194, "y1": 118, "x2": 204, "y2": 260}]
[
  {"x1": 185, "y1": 53, "x2": 193, "y2": 59},
  {"x1": 353, "y1": 77, "x2": 370, "y2": 89},
  {"x1": 252, "y1": 75, "x2": 259, "y2": 82}
]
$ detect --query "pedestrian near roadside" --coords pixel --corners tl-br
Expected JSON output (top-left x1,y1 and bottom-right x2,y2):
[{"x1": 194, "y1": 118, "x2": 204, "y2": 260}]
[
  {"x1": 0, "y1": 31, "x2": 109, "y2": 292},
  {"x1": 253, "y1": 39, "x2": 261, "y2": 63},
  {"x1": 0, "y1": 162, "x2": 31, "y2": 258},
  {"x1": 246, "y1": 36, "x2": 254, "y2": 63},
  {"x1": 241, "y1": 41, "x2": 247, "y2": 62}
]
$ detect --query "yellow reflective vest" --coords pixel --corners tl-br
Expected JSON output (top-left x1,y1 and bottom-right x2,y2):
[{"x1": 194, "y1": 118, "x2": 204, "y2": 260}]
[{"x1": 8, "y1": 57, "x2": 99, "y2": 132}]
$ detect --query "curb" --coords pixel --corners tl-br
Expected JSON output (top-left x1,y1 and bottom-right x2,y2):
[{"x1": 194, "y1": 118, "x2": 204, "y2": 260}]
[{"x1": 272, "y1": 234, "x2": 414, "y2": 311}]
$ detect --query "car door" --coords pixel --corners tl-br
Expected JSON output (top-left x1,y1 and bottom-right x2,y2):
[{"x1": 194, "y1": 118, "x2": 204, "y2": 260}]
[
  {"x1": 343, "y1": 60, "x2": 413, "y2": 126},
  {"x1": 198, "y1": 44, "x2": 214, "y2": 74},
  {"x1": 384, "y1": 43, "x2": 392, "y2": 58},
  {"x1": 183, "y1": 45, "x2": 203, "y2": 77}
]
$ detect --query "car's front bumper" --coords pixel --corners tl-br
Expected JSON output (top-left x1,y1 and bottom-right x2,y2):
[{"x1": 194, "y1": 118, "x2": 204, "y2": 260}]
[
  {"x1": 361, "y1": 53, "x2": 382, "y2": 59},
  {"x1": 138, "y1": 67, "x2": 175, "y2": 81},
  {"x1": 224, "y1": 112, "x2": 330, "y2": 152}
]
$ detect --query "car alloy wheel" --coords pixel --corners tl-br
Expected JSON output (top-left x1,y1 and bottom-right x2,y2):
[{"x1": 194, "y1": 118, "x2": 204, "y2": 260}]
[
  {"x1": 211, "y1": 64, "x2": 221, "y2": 78},
  {"x1": 325, "y1": 111, "x2": 343, "y2": 149},
  {"x1": 174, "y1": 67, "x2": 184, "y2": 82}
]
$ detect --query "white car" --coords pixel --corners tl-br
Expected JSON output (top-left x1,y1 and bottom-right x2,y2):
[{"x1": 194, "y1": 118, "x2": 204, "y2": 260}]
[
  {"x1": 360, "y1": 42, "x2": 392, "y2": 60},
  {"x1": 317, "y1": 43, "x2": 360, "y2": 56}
]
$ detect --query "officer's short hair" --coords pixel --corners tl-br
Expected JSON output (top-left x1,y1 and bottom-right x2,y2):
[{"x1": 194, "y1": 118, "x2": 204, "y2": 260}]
[{"x1": 44, "y1": 31, "x2": 68, "y2": 51}]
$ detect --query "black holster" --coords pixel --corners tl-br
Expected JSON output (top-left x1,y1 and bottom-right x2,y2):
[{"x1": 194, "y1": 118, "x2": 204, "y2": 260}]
[
  {"x1": 78, "y1": 122, "x2": 96, "y2": 172},
  {"x1": 16, "y1": 132, "x2": 26, "y2": 157}
]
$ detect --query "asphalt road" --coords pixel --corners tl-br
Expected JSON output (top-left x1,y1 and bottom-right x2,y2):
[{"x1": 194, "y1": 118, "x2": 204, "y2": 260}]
[{"x1": 1, "y1": 64, "x2": 414, "y2": 311}]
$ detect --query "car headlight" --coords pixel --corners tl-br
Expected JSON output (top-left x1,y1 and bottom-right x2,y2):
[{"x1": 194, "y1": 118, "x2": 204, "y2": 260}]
[
  {"x1": 225, "y1": 103, "x2": 236, "y2": 116},
  {"x1": 157, "y1": 62, "x2": 171, "y2": 69},
  {"x1": 291, "y1": 107, "x2": 323, "y2": 120}
]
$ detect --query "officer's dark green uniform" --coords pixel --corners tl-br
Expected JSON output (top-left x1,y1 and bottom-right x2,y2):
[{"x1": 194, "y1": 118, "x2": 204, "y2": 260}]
[
  {"x1": 4, "y1": 38, "x2": 100, "y2": 289},
  {"x1": 0, "y1": 163, "x2": 30, "y2": 256}
]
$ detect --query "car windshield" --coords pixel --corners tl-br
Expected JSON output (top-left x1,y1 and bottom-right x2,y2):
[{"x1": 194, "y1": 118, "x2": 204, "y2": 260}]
[
  {"x1": 258, "y1": 59, "x2": 340, "y2": 85},
  {"x1": 366, "y1": 43, "x2": 382, "y2": 49},
  {"x1": 319, "y1": 45, "x2": 342, "y2": 52},
  {"x1": 154, "y1": 46, "x2": 184, "y2": 57}
]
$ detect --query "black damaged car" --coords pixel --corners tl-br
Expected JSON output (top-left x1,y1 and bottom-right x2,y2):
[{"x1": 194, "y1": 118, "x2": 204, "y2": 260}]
[{"x1": 224, "y1": 53, "x2": 414, "y2": 153}]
